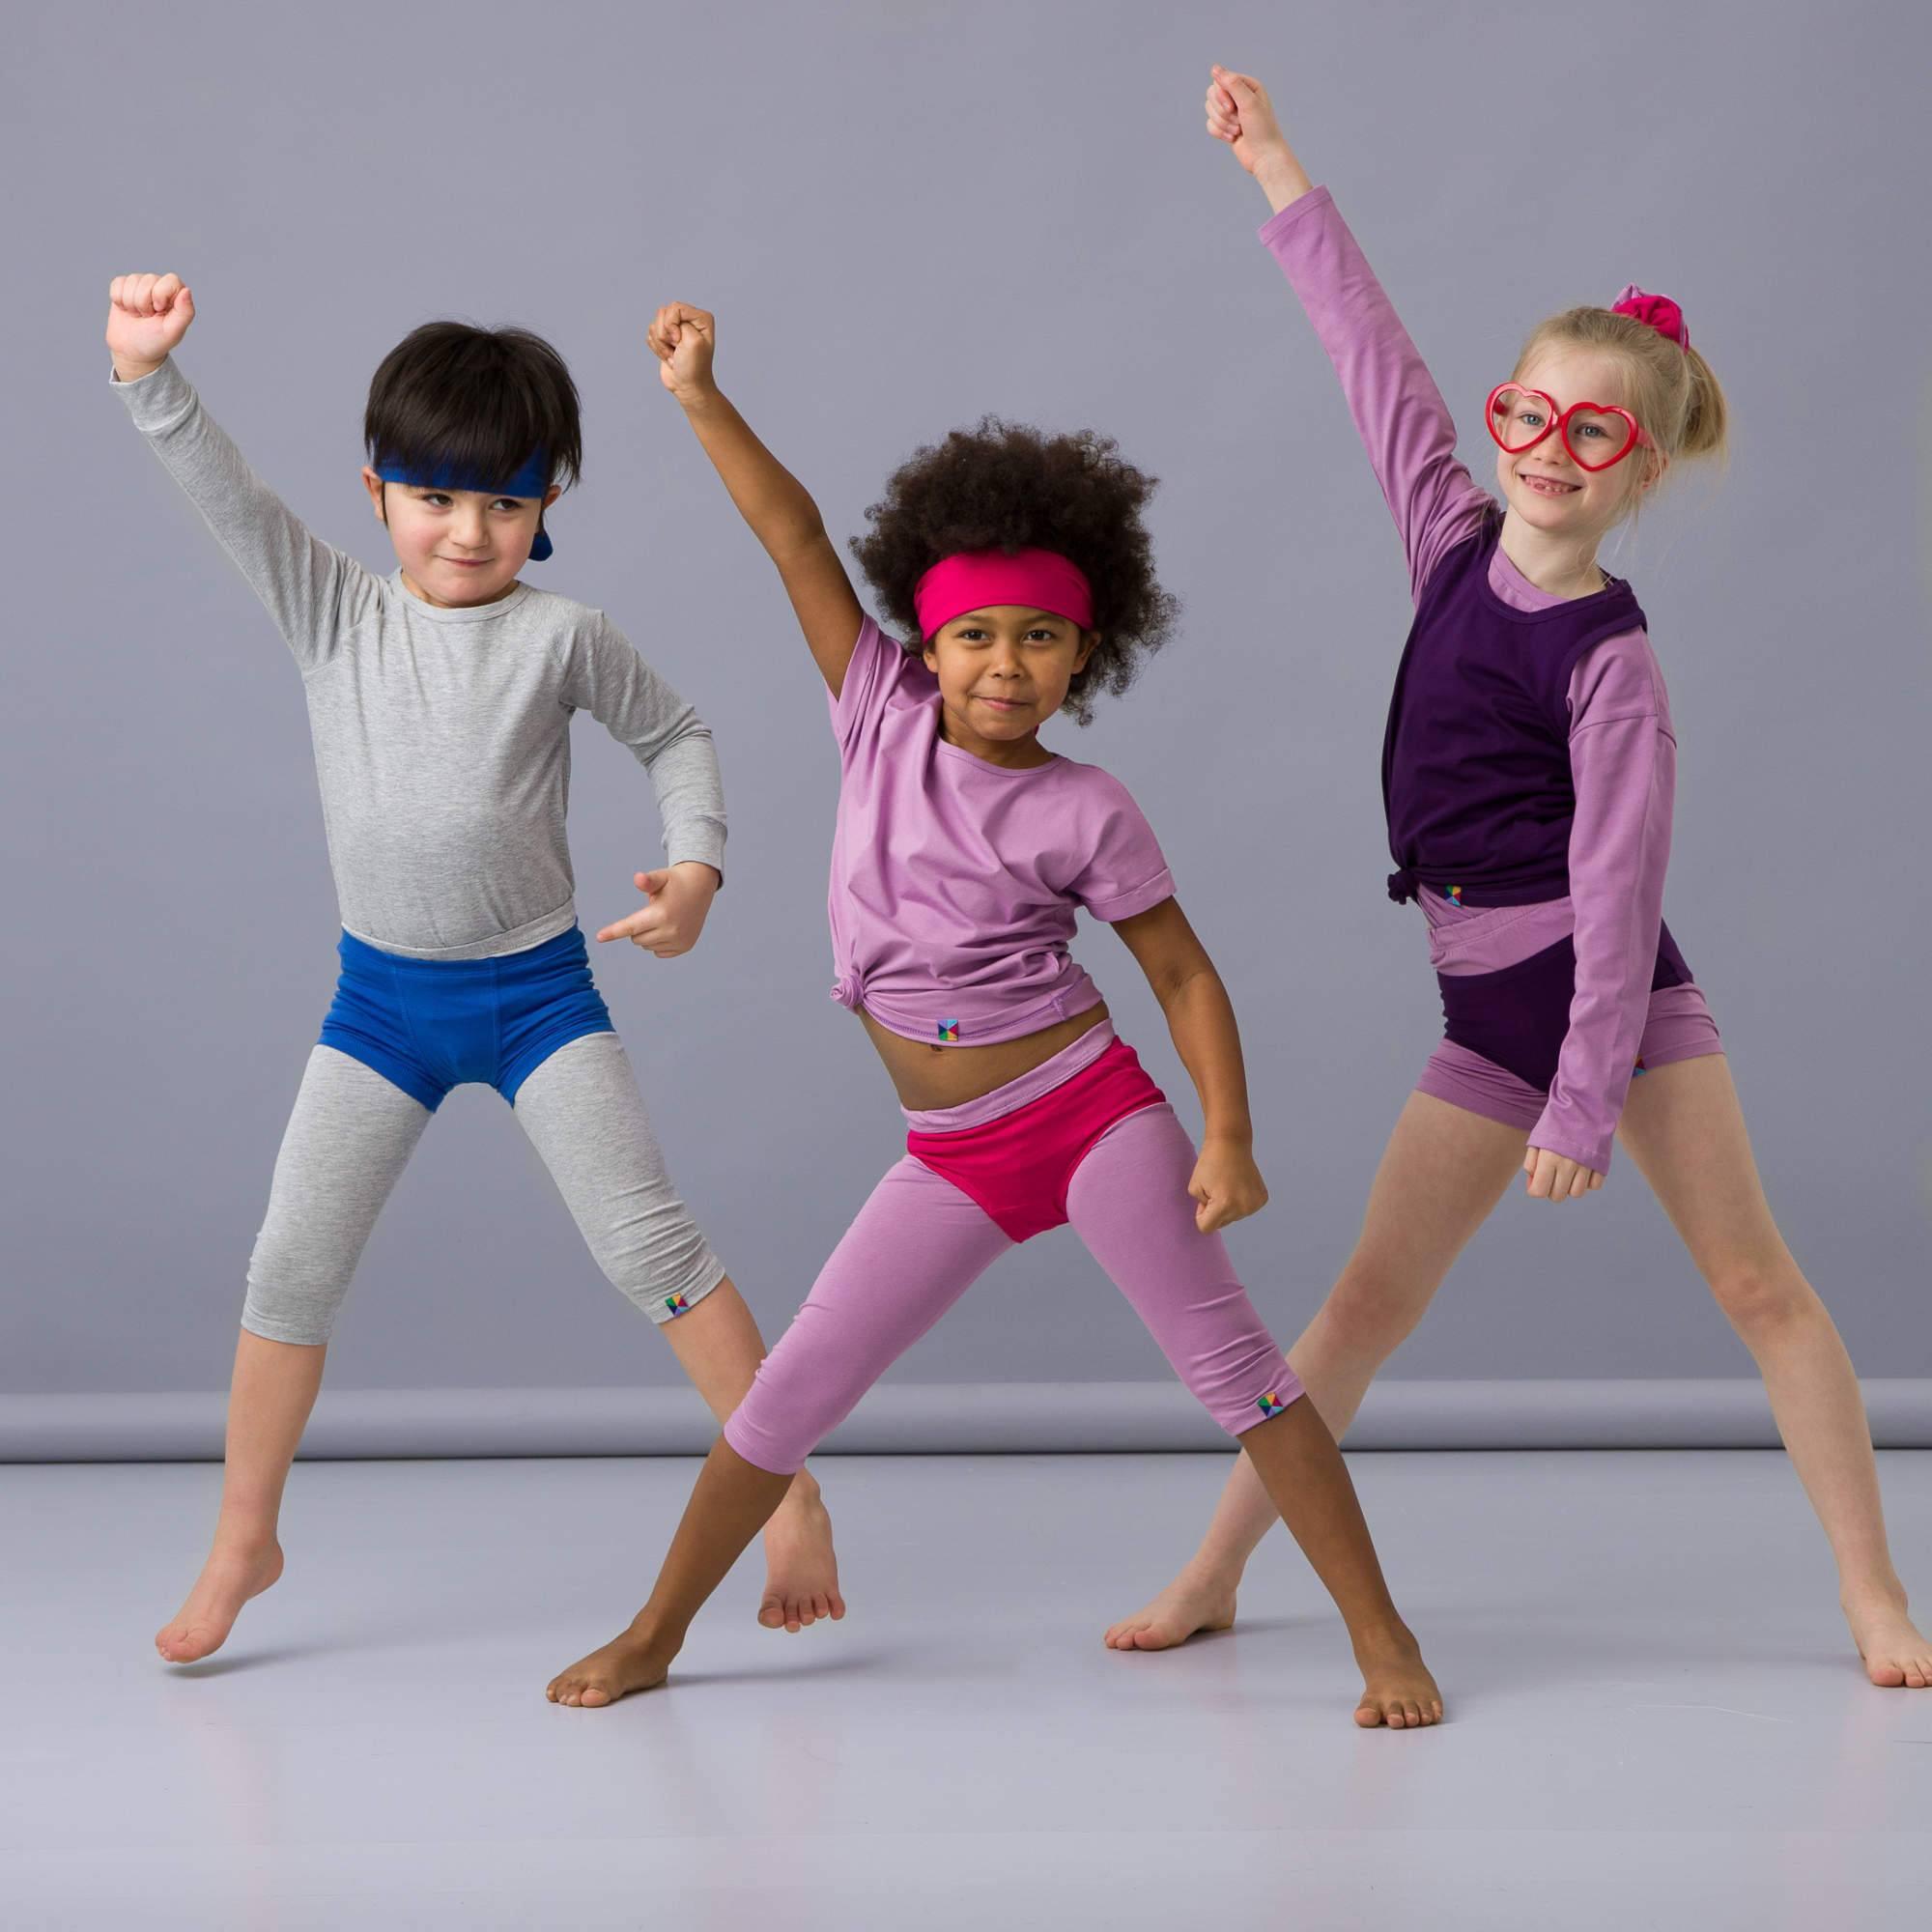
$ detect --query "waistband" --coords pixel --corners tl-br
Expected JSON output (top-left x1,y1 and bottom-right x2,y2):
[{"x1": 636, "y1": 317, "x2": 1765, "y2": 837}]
[
  {"x1": 1387, "y1": 865, "x2": 1571, "y2": 909},
  {"x1": 900, "y1": 1021, "x2": 1119, "y2": 1134},
  {"x1": 339, "y1": 898, "x2": 580, "y2": 963},
  {"x1": 337, "y1": 920, "x2": 586, "y2": 979}
]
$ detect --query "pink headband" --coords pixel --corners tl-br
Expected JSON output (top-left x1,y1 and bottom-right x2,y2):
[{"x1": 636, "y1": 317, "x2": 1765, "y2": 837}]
[
  {"x1": 912, "y1": 547, "x2": 1094, "y2": 639},
  {"x1": 1610, "y1": 284, "x2": 1690, "y2": 351}
]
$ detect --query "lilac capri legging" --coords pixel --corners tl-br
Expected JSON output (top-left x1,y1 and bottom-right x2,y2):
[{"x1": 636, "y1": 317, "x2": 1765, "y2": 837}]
[{"x1": 723, "y1": 1034, "x2": 1301, "y2": 1475}]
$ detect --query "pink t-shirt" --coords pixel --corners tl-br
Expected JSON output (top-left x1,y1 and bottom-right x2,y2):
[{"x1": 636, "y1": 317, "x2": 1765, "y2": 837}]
[{"x1": 825, "y1": 615, "x2": 1176, "y2": 1047}]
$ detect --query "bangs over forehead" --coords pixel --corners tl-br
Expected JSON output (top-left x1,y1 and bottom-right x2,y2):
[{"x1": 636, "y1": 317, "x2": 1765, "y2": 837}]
[
  {"x1": 1512, "y1": 341, "x2": 1638, "y2": 409},
  {"x1": 365, "y1": 321, "x2": 583, "y2": 494}
]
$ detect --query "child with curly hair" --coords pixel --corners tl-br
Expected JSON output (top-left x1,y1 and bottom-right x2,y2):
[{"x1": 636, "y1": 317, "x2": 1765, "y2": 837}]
[{"x1": 545, "y1": 303, "x2": 1442, "y2": 1727}]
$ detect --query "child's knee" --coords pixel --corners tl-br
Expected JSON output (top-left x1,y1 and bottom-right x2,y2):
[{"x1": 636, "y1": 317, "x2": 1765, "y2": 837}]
[
  {"x1": 241, "y1": 1272, "x2": 343, "y2": 1348},
  {"x1": 721, "y1": 1341, "x2": 864, "y2": 1476},
  {"x1": 609, "y1": 1232, "x2": 726, "y2": 1325},
  {"x1": 1186, "y1": 1336, "x2": 1304, "y2": 1438}
]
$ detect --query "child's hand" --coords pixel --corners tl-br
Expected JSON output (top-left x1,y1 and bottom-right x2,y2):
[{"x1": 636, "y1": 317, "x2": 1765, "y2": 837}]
[
  {"x1": 1522, "y1": 1146, "x2": 1605, "y2": 1204},
  {"x1": 646, "y1": 303, "x2": 718, "y2": 407},
  {"x1": 1188, "y1": 1136, "x2": 1269, "y2": 1234},
  {"x1": 1204, "y1": 66, "x2": 1310, "y2": 209},
  {"x1": 106, "y1": 273, "x2": 195, "y2": 383},
  {"x1": 595, "y1": 863, "x2": 721, "y2": 957}
]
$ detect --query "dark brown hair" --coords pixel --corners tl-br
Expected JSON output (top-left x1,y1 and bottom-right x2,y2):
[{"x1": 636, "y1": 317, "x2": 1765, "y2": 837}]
[
  {"x1": 364, "y1": 320, "x2": 582, "y2": 493},
  {"x1": 849, "y1": 416, "x2": 1178, "y2": 724}
]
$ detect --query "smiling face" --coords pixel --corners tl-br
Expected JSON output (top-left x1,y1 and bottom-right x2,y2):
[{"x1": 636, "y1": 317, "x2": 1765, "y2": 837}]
[
  {"x1": 922, "y1": 606, "x2": 1097, "y2": 762},
  {"x1": 360, "y1": 470, "x2": 561, "y2": 608},
  {"x1": 1492, "y1": 344, "x2": 1662, "y2": 543}
]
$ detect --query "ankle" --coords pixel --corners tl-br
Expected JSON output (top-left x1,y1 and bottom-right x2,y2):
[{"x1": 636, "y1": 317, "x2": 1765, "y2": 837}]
[
  {"x1": 626, "y1": 1607, "x2": 686, "y2": 1660},
  {"x1": 1179, "y1": 1552, "x2": 1244, "y2": 1596},
  {"x1": 208, "y1": 1518, "x2": 282, "y2": 1560},
  {"x1": 1841, "y1": 1574, "x2": 1909, "y2": 1615},
  {"x1": 779, "y1": 1468, "x2": 824, "y2": 1511},
  {"x1": 1349, "y1": 1613, "x2": 1420, "y2": 1662}
]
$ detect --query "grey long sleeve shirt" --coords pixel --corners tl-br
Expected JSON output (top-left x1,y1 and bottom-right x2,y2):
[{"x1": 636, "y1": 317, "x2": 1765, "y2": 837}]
[{"x1": 114, "y1": 356, "x2": 726, "y2": 958}]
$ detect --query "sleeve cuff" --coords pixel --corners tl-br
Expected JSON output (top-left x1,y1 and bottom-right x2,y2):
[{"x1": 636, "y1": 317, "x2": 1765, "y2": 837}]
[
  {"x1": 1527, "y1": 1105, "x2": 1613, "y2": 1179},
  {"x1": 665, "y1": 834, "x2": 726, "y2": 881},
  {"x1": 110, "y1": 355, "x2": 196, "y2": 434},
  {"x1": 1085, "y1": 868, "x2": 1177, "y2": 923},
  {"x1": 1256, "y1": 183, "x2": 1335, "y2": 249}
]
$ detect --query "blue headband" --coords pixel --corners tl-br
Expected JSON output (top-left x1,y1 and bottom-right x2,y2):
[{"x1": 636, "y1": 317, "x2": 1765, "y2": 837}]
[{"x1": 375, "y1": 450, "x2": 554, "y2": 560}]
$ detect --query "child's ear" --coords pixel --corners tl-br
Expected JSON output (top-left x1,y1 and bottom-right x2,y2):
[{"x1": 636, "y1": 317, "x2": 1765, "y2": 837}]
[
  {"x1": 1074, "y1": 630, "x2": 1101, "y2": 672},
  {"x1": 543, "y1": 482, "x2": 563, "y2": 509},
  {"x1": 360, "y1": 467, "x2": 388, "y2": 525},
  {"x1": 922, "y1": 637, "x2": 940, "y2": 671}
]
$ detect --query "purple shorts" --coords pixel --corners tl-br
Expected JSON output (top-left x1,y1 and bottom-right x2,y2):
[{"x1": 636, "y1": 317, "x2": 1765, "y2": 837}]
[{"x1": 1415, "y1": 898, "x2": 1721, "y2": 1132}]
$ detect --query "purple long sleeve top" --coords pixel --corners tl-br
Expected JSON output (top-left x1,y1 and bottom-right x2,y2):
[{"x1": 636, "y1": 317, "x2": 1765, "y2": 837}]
[{"x1": 1259, "y1": 186, "x2": 1679, "y2": 1175}]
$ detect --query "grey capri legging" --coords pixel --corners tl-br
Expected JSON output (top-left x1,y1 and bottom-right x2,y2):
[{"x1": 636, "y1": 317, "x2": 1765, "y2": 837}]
[{"x1": 241, "y1": 1033, "x2": 724, "y2": 1346}]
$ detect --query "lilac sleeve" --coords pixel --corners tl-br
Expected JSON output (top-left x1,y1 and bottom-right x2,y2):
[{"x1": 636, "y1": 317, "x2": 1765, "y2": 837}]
[
  {"x1": 829, "y1": 612, "x2": 924, "y2": 755},
  {"x1": 1061, "y1": 774, "x2": 1176, "y2": 923},
  {"x1": 1257, "y1": 187, "x2": 1492, "y2": 601},
  {"x1": 1531, "y1": 633, "x2": 1677, "y2": 1175}
]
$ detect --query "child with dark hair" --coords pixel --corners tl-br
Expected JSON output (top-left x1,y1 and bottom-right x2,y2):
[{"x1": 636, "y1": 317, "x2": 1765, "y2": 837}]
[
  {"x1": 545, "y1": 302, "x2": 1442, "y2": 1727},
  {"x1": 105, "y1": 273, "x2": 843, "y2": 1665}
]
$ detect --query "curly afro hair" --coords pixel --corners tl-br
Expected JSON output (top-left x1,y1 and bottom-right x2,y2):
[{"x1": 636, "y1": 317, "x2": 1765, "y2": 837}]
[{"x1": 848, "y1": 417, "x2": 1179, "y2": 725}]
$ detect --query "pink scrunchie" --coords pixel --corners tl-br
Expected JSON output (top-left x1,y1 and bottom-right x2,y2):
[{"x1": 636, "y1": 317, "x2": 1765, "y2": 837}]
[{"x1": 1610, "y1": 284, "x2": 1690, "y2": 351}]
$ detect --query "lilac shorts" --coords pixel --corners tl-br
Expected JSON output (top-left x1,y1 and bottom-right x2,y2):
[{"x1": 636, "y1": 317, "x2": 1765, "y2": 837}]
[{"x1": 1415, "y1": 893, "x2": 1722, "y2": 1133}]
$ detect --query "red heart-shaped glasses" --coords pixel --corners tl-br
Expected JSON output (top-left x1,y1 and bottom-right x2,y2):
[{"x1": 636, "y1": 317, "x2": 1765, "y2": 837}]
[{"x1": 1486, "y1": 384, "x2": 1649, "y2": 473}]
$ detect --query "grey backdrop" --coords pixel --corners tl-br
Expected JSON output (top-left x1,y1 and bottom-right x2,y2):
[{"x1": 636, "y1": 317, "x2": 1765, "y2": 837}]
[{"x1": 5, "y1": 0, "x2": 1927, "y2": 1416}]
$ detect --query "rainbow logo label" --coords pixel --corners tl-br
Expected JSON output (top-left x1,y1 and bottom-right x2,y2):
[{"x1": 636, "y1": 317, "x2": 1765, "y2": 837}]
[
  {"x1": 1632, "y1": 1057, "x2": 1648, "y2": 1077},
  {"x1": 1447, "y1": 885, "x2": 1463, "y2": 905},
  {"x1": 938, "y1": 1018, "x2": 960, "y2": 1042},
  {"x1": 664, "y1": 1293, "x2": 690, "y2": 1317},
  {"x1": 1256, "y1": 1391, "x2": 1287, "y2": 1419}
]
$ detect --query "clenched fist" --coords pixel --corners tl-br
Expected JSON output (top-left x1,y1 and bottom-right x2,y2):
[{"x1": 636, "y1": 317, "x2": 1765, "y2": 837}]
[
  {"x1": 645, "y1": 303, "x2": 718, "y2": 408},
  {"x1": 106, "y1": 272, "x2": 196, "y2": 384}
]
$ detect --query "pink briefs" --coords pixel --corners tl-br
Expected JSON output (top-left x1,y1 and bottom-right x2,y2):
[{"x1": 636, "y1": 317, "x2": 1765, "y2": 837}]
[{"x1": 903, "y1": 1028, "x2": 1165, "y2": 1242}]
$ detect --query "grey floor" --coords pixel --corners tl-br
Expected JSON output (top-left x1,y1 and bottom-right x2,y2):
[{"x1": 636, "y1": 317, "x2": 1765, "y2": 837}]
[{"x1": 4, "y1": 1452, "x2": 1928, "y2": 1931}]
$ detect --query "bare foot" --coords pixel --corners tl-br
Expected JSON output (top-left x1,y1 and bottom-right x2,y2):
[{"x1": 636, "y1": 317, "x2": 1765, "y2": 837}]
[
  {"x1": 757, "y1": 1481, "x2": 845, "y2": 1634},
  {"x1": 1845, "y1": 1591, "x2": 1932, "y2": 1690},
  {"x1": 155, "y1": 1539, "x2": 284, "y2": 1664},
  {"x1": 1103, "y1": 1566, "x2": 1237, "y2": 1651},
  {"x1": 547, "y1": 1619, "x2": 679, "y2": 1709},
  {"x1": 1351, "y1": 1624, "x2": 1444, "y2": 1731}
]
